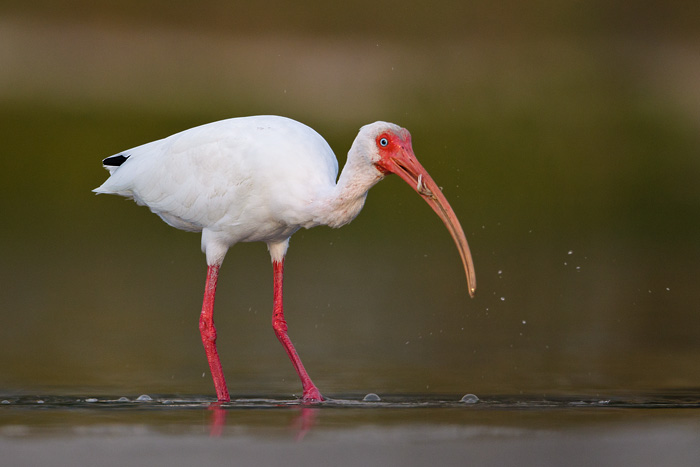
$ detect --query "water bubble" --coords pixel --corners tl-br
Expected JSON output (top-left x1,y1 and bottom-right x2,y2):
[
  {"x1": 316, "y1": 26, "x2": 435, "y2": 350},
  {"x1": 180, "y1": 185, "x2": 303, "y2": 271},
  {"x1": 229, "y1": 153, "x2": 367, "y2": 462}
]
[
  {"x1": 568, "y1": 250, "x2": 573, "y2": 255},
  {"x1": 522, "y1": 320, "x2": 527, "y2": 325},
  {"x1": 500, "y1": 297, "x2": 505, "y2": 301},
  {"x1": 136, "y1": 394, "x2": 153, "y2": 402},
  {"x1": 460, "y1": 394, "x2": 479, "y2": 404},
  {"x1": 363, "y1": 393, "x2": 381, "y2": 402}
]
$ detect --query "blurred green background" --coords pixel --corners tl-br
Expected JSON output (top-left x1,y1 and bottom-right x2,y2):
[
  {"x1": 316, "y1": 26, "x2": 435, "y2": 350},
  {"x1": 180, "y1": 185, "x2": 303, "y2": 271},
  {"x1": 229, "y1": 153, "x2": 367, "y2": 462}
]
[{"x1": 1, "y1": 1, "x2": 698, "y2": 398}]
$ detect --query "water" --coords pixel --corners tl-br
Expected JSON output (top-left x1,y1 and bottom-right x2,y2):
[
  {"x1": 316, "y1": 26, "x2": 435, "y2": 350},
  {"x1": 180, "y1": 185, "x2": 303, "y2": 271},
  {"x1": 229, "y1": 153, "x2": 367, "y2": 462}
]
[
  {"x1": 4, "y1": 390, "x2": 700, "y2": 411},
  {"x1": 2, "y1": 391, "x2": 699, "y2": 466}
]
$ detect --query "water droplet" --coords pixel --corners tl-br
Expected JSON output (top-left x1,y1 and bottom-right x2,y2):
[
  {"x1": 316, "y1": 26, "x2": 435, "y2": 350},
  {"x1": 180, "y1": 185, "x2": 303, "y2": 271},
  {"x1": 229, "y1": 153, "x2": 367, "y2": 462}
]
[
  {"x1": 568, "y1": 250, "x2": 573, "y2": 255},
  {"x1": 460, "y1": 394, "x2": 479, "y2": 404},
  {"x1": 522, "y1": 320, "x2": 527, "y2": 324},
  {"x1": 85, "y1": 398, "x2": 98, "y2": 403},
  {"x1": 500, "y1": 297, "x2": 505, "y2": 301},
  {"x1": 1, "y1": 400, "x2": 10, "y2": 405},
  {"x1": 117, "y1": 397, "x2": 130, "y2": 402},
  {"x1": 136, "y1": 394, "x2": 153, "y2": 402},
  {"x1": 363, "y1": 393, "x2": 381, "y2": 402}
]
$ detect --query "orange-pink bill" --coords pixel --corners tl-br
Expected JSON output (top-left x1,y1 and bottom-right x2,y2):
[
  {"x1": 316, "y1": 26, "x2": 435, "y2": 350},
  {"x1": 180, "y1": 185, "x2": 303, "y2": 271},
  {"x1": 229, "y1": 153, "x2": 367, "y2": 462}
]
[{"x1": 377, "y1": 130, "x2": 476, "y2": 297}]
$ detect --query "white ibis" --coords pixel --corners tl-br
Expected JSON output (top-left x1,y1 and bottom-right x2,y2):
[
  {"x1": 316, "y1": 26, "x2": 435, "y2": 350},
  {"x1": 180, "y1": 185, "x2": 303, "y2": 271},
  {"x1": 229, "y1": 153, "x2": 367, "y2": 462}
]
[{"x1": 94, "y1": 115, "x2": 476, "y2": 403}]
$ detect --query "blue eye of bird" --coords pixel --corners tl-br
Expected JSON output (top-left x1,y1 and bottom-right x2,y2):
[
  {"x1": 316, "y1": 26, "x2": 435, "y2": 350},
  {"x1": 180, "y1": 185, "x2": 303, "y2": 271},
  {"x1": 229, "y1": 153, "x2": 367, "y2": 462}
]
[{"x1": 379, "y1": 138, "x2": 388, "y2": 147}]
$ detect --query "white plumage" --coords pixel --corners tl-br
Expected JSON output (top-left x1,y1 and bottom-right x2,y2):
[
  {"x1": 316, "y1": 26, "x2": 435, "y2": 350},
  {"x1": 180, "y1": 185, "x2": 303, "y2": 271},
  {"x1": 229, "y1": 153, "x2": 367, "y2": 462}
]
[
  {"x1": 95, "y1": 116, "x2": 343, "y2": 264},
  {"x1": 95, "y1": 115, "x2": 475, "y2": 402}
]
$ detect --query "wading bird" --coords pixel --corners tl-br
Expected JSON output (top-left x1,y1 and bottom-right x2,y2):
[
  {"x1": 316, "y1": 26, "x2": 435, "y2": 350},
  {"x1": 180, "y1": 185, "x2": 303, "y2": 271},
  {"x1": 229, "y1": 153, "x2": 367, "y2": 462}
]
[{"x1": 94, "y1": 115, "x2": 476, "y2": 402}]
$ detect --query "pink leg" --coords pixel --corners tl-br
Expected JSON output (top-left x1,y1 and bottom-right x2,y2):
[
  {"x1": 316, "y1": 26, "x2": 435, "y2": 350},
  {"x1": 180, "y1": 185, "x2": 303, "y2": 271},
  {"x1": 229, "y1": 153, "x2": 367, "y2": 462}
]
[
  {"x1": 272, "y1": 259, "x2": 324, "y2": 402},
  {"x1": 199, "y1": 264, "x2": 231, "y2": 402}
]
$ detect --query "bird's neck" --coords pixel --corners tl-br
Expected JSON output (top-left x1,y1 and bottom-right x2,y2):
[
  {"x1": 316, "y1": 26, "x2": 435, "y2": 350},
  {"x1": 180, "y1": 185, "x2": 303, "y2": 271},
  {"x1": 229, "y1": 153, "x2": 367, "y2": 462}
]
[{"x1": 321, "y1": 151, "x2": 384, "y2": 229}]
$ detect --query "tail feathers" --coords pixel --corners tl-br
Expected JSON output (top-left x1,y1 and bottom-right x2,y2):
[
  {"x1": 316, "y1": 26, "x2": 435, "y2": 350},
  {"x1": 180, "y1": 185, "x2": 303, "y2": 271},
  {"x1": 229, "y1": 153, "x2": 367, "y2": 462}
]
[
  {"x1": 102, "y1": 154, "x2": 130, "y2": 166},
  {"x1": 94, "y1": 153, "x2": 131, "y2": 194}
]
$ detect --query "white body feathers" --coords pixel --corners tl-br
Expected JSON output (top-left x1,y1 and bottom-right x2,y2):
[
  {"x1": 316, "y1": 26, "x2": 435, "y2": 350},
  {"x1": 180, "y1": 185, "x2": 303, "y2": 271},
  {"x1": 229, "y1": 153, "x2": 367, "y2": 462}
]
[{"x1": 94, "y1": 115, "x2": 388, "y2": 264}]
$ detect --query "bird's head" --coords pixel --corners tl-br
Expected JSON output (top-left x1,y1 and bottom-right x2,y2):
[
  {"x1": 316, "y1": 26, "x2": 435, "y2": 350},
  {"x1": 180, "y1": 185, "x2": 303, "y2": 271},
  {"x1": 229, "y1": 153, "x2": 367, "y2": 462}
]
[{"x1": 356, "y1": 121, "x2": 477, "y2": 297}]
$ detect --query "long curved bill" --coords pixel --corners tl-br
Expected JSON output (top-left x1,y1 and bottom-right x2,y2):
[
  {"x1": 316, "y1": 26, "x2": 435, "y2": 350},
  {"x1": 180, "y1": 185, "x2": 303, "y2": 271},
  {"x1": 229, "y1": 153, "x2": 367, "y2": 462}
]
[{"x1": 383, "y1": 143, "x2": 476, "y2": 297}]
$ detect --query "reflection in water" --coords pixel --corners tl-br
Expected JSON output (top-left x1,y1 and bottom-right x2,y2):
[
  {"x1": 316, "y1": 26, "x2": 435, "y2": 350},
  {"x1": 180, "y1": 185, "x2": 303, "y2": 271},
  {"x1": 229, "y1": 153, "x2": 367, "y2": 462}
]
[
  {"x1": 208, "y1": 401, "x2": 319, "y2": 439},
  {"x1": 208, "y1": 403, "x2": 226, "y2": 437},
  {"x1": 3, "y1": 392, "x2": 699, "y2": 440},
  {"x1": 291, "y1": 408, "x2": 319, "y2": 441}
]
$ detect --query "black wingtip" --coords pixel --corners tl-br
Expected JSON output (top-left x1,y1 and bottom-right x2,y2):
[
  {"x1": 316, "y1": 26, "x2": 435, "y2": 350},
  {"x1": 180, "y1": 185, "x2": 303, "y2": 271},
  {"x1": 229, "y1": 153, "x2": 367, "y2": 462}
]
[{"x1": 102, "y1": 154, "x2": 130, "y2": 167}]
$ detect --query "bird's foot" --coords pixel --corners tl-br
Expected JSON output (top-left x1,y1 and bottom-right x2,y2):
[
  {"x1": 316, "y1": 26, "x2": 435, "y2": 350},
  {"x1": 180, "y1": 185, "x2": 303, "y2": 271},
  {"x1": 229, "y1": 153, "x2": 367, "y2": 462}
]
[{"x1": 300, "y1": 386, "x2": 324, "y2": 403}]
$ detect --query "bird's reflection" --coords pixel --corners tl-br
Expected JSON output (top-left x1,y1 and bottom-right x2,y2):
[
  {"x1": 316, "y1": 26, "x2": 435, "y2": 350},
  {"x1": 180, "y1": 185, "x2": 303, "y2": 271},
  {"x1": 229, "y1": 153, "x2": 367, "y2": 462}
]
[
  {"x1": 291, "y1": 407, "x2": 319, "y2": 441},
  {"x1": 207, "y1": 402, "x2": 319, "y2": 439},
  {"x1": 208, "y1": 402, "x2": 227, "y2": 437}
]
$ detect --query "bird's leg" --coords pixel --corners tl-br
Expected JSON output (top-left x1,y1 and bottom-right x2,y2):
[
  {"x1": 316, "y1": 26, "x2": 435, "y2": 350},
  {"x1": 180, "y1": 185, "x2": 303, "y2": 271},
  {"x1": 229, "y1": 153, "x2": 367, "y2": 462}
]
[
  {"x1": 271, "y1": 259, "x2": 324, "y2": 402},
  {"x1": 199, "y1": 264, "x2": 231, "y2": 402}
]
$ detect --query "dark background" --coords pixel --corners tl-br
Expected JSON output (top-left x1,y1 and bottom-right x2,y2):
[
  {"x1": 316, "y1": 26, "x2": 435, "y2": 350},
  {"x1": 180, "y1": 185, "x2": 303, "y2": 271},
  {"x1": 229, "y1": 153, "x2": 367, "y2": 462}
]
[{"x1": 1, "y1": 1, "x2": 698, "y2": 398}]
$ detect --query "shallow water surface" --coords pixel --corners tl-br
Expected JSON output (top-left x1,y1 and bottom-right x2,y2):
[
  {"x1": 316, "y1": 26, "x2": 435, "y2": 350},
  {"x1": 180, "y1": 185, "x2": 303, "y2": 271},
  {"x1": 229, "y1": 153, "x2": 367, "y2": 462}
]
[{"x1": 2, "y1": 392, "x2": 699, "y2": 466}]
